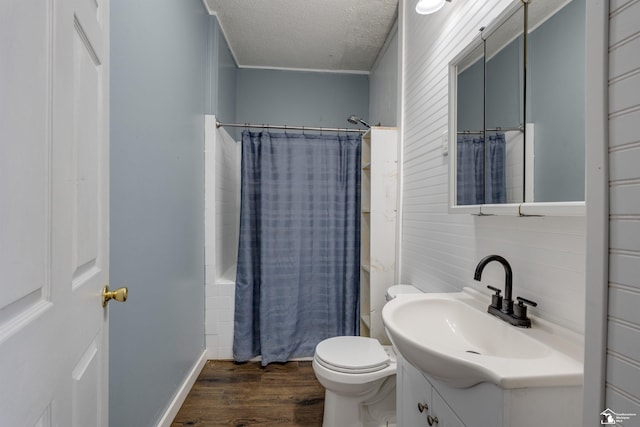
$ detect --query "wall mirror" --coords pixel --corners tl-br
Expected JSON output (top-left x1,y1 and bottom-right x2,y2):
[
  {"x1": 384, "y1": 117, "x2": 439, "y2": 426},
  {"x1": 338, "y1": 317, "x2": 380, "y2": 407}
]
[{"x1": 449, "y1": 0, "x2": 586, "y2": 215}]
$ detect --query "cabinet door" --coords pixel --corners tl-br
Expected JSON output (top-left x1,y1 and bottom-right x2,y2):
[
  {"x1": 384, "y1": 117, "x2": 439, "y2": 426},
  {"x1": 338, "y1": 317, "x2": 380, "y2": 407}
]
[
  {"x1": 398, "y1": 358, "x2": 432, "y2": 426},
  {"x1": 432, "y1": 391, "x2": 466, "y2": 427}
]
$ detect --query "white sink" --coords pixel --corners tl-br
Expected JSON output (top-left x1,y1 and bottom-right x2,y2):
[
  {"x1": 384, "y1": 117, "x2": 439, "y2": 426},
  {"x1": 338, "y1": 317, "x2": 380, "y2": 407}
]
[{"x1": 382, "y1": 288, "x2": 583, "y2": 389}]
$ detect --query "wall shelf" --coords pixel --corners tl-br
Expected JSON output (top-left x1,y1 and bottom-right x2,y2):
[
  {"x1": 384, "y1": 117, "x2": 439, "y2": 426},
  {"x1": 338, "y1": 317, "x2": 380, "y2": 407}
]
[{"x1": 360, "y1": 127, "x2": 398, "y2": 343}]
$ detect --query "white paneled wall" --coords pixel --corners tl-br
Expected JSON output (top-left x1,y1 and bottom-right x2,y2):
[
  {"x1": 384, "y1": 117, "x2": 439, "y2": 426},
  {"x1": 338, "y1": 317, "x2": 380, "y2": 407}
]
[
  {"x1": 397, "y1": 0, "x2": 586, "y2": 333},
  {"x1": 204, "y1": 116, "x2": 240, "y2": 359},
  {"x1": 607, "y1": 0, "x2": 640, "y2": 416}
]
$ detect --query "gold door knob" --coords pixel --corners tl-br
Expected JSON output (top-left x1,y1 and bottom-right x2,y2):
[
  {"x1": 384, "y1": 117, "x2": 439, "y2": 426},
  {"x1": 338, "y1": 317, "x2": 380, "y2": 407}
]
[{"x1": 102, "y1": 285, "x2": 128, "y2": 307}]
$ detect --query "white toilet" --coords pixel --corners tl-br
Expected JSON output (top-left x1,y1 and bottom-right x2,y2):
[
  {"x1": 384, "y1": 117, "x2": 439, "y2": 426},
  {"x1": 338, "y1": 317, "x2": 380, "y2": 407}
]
[{"x1": 312, "y1": 285, "x2": 421, "y2": 427}]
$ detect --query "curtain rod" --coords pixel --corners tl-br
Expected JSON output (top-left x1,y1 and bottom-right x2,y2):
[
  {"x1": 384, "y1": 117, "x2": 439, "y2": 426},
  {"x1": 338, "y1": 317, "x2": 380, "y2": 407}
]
[
  {"x1": 216, "y1": 120, "x2": 366, "y2": 134},
  {"x1": 457, "y1": 125, "x2": 524, "y2": 135}
]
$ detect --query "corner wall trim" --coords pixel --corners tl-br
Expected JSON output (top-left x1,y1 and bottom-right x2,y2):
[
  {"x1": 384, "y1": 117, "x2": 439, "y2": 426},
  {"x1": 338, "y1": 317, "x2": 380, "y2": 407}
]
[
  {"x1": 582, "y1": 0, "x2": 609, "y2": 424},
  {"x1": 155, "y1": 350, "x2": 208, "y2": 427}
]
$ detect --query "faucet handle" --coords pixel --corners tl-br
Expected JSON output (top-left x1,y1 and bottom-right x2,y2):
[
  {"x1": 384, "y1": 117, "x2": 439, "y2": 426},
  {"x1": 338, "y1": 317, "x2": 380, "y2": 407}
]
[
  {"x1": 516, "y1": 296, "x2": 537, "y2": 307},
  {"x1": 514, "y1": 296, "x2": 538, "y2": 320},
  {"x1": 487, "y1": 286, "x2": 503, "y2": 309}
]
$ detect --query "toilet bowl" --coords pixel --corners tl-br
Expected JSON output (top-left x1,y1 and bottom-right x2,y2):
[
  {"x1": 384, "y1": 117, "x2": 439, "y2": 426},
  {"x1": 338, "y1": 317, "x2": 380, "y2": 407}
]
[{"x1": 312, "y1": 285, "x2": 421, "y2": 427}]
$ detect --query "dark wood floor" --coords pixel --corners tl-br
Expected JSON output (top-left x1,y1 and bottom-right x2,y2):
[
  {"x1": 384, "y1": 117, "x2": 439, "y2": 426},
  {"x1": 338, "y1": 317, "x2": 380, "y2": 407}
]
[{"x1": 171, "y1": 360, "x2": 325, "y2": 427}]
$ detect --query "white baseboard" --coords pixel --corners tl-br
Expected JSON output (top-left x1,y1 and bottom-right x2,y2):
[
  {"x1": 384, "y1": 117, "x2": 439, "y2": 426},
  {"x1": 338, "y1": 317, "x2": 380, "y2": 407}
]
[{"x1": 156, "y1": 349, "x2": 208, "y2": 427}]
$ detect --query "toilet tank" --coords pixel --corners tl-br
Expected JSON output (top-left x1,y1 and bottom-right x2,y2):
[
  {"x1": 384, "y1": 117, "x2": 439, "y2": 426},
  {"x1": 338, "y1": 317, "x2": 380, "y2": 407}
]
[{"x1": 385, "y1": 284, "x2": 421, "y2": 302}]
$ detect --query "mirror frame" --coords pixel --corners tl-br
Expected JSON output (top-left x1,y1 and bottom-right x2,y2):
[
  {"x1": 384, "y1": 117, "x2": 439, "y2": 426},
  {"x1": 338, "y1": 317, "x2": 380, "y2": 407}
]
[{"x1": 448, "y1": 0, "x2": 587, "y2": 217}]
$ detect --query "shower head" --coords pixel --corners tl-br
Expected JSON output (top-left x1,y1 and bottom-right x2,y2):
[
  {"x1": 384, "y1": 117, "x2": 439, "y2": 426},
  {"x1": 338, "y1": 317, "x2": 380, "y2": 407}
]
[{"x1": 347, "y1": 115, "x2": 370, "y2": 128}]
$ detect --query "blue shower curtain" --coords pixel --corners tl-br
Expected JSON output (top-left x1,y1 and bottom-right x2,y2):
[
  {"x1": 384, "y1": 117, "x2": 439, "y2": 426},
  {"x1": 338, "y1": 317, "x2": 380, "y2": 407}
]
[
  {"x1": 456, "y1": 133, "x2": 506, "y2": 205},
  {"x1": 457, "y1": 135, "x2": 485, "y2": 205},
  {"x1": 233, "y1": 130, "x2": 361, "y2": 365},
  {"x1": 485, "y1": 133, "x2": 507, "y2": 204}
]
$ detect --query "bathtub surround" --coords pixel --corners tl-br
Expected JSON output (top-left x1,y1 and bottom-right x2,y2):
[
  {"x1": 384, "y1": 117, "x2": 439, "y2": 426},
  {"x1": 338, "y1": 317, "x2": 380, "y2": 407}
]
[
  {"x1": 204, "y1": 117, "x2": 241, "y2": 359},
  {"x1": 205, "y1": 118, "x2": 368, "y2": 362},
  {"x1": 234, "y1": 130, "x2": 362, "y2": 364},
  {"x1": 204, "y1": 63, "x2": 372, "y2": 362}
]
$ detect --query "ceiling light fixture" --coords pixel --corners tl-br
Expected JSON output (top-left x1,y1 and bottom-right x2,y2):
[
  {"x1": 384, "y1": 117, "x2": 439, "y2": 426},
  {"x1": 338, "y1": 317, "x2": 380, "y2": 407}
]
[{"x1": 415, "y1": 0, "x2": 451, "y2": 15}]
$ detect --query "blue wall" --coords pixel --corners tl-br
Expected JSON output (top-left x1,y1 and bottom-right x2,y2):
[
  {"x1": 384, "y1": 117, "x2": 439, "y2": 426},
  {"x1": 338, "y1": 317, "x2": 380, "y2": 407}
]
[
  {"x1": 207, "y1": 17, "x2": 237, "y2": 123},
  {"x1": 369, "y1": 28, "x2": 399, "y2": 127},
  {"x1": 486, "y1": 38, "x2": 523, "y2": 130},
  {"x1": 457, "y1": 38, "x2": 523, "y2": 131},
  {"x1": 528, "y1": 0, "x2": 585, "y2": 202},
  {"x1": 110, "y1": 6, "x2": 367, "y2": 423},
  {"x1": 236, "y1": 69, "x2": 369, "y2": 129},
  {"x1": 109, "y1": 0, "x2": 208, "y2": 425},
  {"x1": 456, "y1": 58, "x2": 483, "y2": 132}
]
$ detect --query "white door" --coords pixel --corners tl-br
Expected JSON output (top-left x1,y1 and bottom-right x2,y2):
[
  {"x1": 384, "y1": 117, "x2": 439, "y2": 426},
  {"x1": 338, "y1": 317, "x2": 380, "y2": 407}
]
[{"x1": 0, "y1": 0, "x2": 115, "y2": 425}]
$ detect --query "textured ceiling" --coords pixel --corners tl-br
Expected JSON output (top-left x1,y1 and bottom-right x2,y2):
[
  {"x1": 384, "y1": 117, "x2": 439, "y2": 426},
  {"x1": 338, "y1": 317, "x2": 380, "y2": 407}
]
[{"x1": 203, "y1": 0, "x2": 398, "y2": 73}]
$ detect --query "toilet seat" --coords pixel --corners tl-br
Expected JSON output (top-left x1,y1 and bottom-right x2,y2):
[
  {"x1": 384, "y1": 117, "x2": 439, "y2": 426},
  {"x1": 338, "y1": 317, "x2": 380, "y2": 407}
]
[{"x1": 314, "y1": 336, "x2": 390, "y2": 374}]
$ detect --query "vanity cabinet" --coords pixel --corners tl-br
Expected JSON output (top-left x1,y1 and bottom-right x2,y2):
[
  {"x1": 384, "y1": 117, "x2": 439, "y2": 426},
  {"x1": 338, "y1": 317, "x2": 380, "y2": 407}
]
[
  {"x1": 360, "y1": 127, "x2": 398, "y2": 343},
  {"x1": 400, "y1": 364, "x2": 465, "y2": 427},
  {"x1": 398, "y1": 354, "x2": 474, "y2": 427},
  {"x1": 430, "y1": 393, "x2": 465, "y2": 427},
  {"x1": 396, "y1": 354, "x2": 583, "y2": 427}
]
